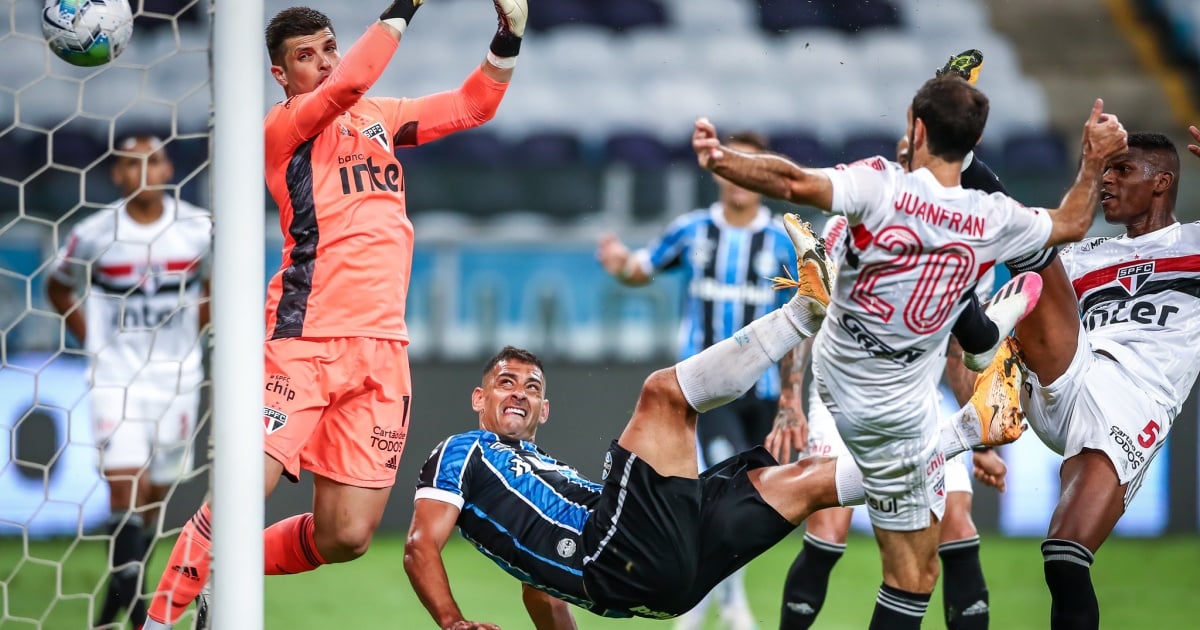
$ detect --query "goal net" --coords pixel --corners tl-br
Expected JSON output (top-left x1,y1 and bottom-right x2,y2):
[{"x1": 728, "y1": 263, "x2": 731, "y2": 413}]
[{"x1": 0, "y1": 1, "x2": 225, "y2": 627}]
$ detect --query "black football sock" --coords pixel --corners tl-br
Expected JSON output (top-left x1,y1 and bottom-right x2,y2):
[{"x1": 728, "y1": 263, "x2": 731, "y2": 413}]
[
  {"x1": 868, "y1": 583, "x2": 930, "y2": 630},
  {"x1": 952, "y1": 294, "x2": 998, "y2": 354},
  {"x1": 1042, "y1": 538, "x2": 1099, "y2": 630},
  {"x1": 779, "y1": 532, "x2": 845, "y2": 629},
  {"x1": 96, "y1": 513, "x2": 145, "y2": 626},
  {"x1": 939, "y1": 536, "x2": 989, "y2": 629}
]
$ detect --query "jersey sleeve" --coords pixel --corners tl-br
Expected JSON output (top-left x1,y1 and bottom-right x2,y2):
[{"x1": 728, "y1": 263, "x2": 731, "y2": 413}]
[
  {"x1": 50, "y1": 222, "x2": 95, "y2": 287},
  {"x1": 960, "y1": 153, "x2": 1008, "y2": 195},
  {"x1": 378, "y1": 65, "x2": 509, "y2": 149},
  {"x1": 987, "y1": 194, "x2": 1054, "y2": 262},
  {"x1": 822, "y1": 156, "x2": 897, "y2": 224},
  {"x1": 264, "y1": 24, "x2": 399, "y2": 150},
  {"x1": 414, "y1": 433, "x2": 480, "y2": 509},
  {"x1": 642, "y1": 212, "x2": 696, "y2": 273}
]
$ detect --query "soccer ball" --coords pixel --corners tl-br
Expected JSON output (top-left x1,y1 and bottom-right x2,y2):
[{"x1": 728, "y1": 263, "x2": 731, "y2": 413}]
[{"x1": 41, "y1": 0, "x2": 134, "y2": 67}]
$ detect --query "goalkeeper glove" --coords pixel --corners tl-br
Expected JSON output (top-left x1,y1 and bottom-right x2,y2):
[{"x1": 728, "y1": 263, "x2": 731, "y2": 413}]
[
  {"x1": 490, "y1": 0, "x2": 528, "y2": 59},
  {"x1": 380, "y1": 0, "x2": 424, "y2": 34}
]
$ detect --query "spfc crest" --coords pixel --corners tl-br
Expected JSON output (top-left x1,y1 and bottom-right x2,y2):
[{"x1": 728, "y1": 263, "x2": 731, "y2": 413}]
[
  {"x1": 264, "y1": 407, "x2": 288, "y2": 434},
  {"x1": 360, "y1": 122, "x2": 389, "y2": 150},
  {"x1": 1116, "y1": 261, "x2": 1154, "y2": 295}
]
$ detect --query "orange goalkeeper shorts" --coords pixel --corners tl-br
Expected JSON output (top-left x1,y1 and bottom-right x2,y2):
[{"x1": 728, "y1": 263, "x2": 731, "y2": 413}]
[{"x1": 262, "y1": 337, "x2": 412, "y2": 488}]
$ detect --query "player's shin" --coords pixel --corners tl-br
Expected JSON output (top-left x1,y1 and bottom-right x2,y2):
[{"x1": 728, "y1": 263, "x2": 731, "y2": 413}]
[
  {"x1": 146, "y1": 503, "x2": 213, "y2": 626},
  {"x1": 780, "y1": 532, "x2": 847, "y2": 629},
  {"x1": 1042, "y1": 539, "x2": 1099, "y2": 629},
  {"x1": 676, "y1": 306, "x2": 816, "y2": 413},
  {"x1": 96, "y1": 512, "x2": 148, "y2": 626},
  {"x1": 939, "y1": 536, "x2": 989, "y2": 629}
]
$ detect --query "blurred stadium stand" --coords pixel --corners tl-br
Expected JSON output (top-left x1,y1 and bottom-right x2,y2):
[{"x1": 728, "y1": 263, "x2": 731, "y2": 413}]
[{"x1": 3, "y1": 0, "x2": 1072, "y2": 225}]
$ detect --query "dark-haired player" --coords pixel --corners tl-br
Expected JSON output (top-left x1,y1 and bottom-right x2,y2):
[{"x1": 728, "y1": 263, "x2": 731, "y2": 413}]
[{"x1": 143, "y1": 1, "x2": 528, "y2": 627}]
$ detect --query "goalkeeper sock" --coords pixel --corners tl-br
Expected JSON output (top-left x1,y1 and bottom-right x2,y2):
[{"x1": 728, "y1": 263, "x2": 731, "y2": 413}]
[
  {"x1": 676, "y1": 309, "x2": 805, "y2": 413},
  {"x1": 264, "y1": 513, "x2": 328, "y2": 575},
  {"x1": 147, "y1": 503, "x2": 212, "y2": 625}
]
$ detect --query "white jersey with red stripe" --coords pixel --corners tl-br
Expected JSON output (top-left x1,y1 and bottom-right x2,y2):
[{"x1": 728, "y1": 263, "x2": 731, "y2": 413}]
[
  {"x1": 814, "y1": 157, "x2": 1052, "y2": 429},
  {"x1": 1062, "y1": 221, "x2": 1200, "y2": 416},
  {"x1": 52, "y1": 197, "x2": 211, "y2": 387}
]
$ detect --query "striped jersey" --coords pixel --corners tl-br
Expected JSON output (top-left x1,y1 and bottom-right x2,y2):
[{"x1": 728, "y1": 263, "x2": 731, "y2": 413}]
[
  {"x1": 263, "y1": 24, "x2": 508, "y2": 341},
  {"x1": 416, "y1": 430, "x2": 607, "y2": 613},
  {"x1": 1062, "y1": 221, "x2": 1200, "y2": 417},
  {"x1": 637, "y1": 203, "x2": 798, "y2": 399},
  {"x1": 815, "y1": 157, "x2": 1052, "y2": 428},
  {"x1": 51, "y1": 197, "x2": 211, "y2": 387}
]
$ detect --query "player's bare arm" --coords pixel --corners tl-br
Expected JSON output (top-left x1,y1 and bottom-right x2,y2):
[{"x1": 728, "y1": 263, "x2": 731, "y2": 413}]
[
  {"x1": 1044, "y1": 99, "x2": 1128, "y2": 246},
  {"x1": 767, "y1": 338, "x2": 811, "y2": 463},
  {"x1": 692, "y1": 117, "x2": 834, "y2": 210},
  {"x1": 972, "y1": 449, "x2": 1008, "y2": 492},
  {"x1": 46, "y1": 275, "x2": 86, "y2": 344},
  {"x1": 596, "y1": 233, "x2": 652, "y2": 285},
  {"x1": 405, "y1": 499, "x2": 499, "y2": 630},
  {"x1": 521, "y1": 584, "x2": 578, "y2": 630}
]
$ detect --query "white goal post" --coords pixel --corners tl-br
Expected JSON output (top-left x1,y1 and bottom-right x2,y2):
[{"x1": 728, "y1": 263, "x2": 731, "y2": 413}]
[{"x1": 209, "y1": 0, "x2": 265, "y2": 628}]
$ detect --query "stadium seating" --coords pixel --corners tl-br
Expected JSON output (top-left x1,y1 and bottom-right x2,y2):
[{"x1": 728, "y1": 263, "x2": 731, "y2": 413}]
[{"x1": 4, "y1": 0, "x2": 1063, "y2": 223}]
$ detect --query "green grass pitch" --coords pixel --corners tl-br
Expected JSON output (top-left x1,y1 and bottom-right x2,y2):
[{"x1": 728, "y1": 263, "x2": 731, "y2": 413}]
[{"x1": 2, "y1": 533, "x2": 1198, "y2": 628}]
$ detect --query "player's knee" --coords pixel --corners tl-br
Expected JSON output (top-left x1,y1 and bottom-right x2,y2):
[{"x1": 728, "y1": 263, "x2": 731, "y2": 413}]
[
  {"x1": 641, "y1": 368, "x2": 684, "y2": 407},
  {"x1": 319, "y1": 523, "x2": 376, "y2": 562}
]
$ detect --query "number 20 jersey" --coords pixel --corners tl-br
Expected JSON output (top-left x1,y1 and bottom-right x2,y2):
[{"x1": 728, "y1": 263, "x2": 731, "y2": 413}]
[
  {"x1": 815, "y1": 157, "x2": 1051, "y2": 428},
  {"x1": 1063, "y1": 221, "x2": 1200, "y2": 417},
  {"x1": 52, "y1": 198, "x2": 211, "y2": 388}
]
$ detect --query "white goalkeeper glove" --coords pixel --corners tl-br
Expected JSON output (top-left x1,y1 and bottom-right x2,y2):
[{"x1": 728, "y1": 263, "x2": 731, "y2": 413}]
[
  {"x1": 489, "y1": 0, "x2": 528, "y2": 59},
  {"x1": 379, "y1": 0, "x2": 424, "y2": 34}
]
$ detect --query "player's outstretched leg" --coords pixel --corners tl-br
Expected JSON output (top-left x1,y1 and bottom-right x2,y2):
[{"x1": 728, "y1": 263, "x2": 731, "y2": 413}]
[{"x1": 963, "y1": 272, "x2": 1043, "y2": 371}]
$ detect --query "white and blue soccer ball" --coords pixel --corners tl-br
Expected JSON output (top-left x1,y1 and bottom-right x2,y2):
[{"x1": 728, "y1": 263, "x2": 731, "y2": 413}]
[{"x1": 42, "y1": 0, "x2": 133, "y2": 67}]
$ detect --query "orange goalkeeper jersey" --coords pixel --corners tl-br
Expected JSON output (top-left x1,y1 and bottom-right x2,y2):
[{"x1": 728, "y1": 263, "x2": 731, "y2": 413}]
[{"x1": 263, "y1": 24, "x2": 508, "y2": 341}]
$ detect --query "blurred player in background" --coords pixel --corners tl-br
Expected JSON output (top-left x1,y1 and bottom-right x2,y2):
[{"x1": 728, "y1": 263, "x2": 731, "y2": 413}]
[
  {"x1": 597, "y1": 130, "x2": 799, "y2": 629},
  {"x1": 47, "y1": 135, "x2": 211, "y2": 629},
  {"x1": 773, "y1": 52, "x2": 1011, "y2": 630},
  {"x1": 142, "y1": 0, "x2": 528, "y2": 627},
  {"x1": 993, "y1": 129, "x2": 1200, "y2": 629},
  {"x1": 692, "y1": 78, "x2": 1127, "y2": 628}
]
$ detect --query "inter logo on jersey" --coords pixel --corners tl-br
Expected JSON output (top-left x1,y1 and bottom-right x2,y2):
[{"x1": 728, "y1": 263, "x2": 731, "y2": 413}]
[
  {"x1": 360, "y1": 122, "x2": 389, "y2": 150},
  {"x1": 1116, "y1": 261, "x2": 1154, "y2": 295}
]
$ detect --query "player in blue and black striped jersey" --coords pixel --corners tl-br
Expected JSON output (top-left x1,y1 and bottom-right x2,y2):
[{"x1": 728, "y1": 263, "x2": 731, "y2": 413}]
[{"x1": 404, "y1": 241, "x2": 1025, "y2": 628}]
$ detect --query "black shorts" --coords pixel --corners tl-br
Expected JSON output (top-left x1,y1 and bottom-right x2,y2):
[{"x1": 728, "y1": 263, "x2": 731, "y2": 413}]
[{"x1": 580, "y1": 441, "x2": 795, "y2": 619}]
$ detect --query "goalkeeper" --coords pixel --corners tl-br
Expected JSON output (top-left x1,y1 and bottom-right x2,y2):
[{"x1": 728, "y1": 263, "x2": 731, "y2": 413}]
[{"x1": 143, "y1": 0, "x2": 528, "y2": 627}]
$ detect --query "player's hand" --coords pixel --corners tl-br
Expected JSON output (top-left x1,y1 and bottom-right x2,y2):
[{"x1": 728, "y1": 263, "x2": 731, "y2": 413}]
[
  {"x1": 765, "y1": 405, "x2": 808, "y2": 464},
  {"x1": 446, "y1": 620, "x2": 501, "y2": 630},
  {"x1": 490, "y1": 0, "x2": 528, "y2": 58},
  {"x1": 1187, "y1": 125, "x2": 1200, "y2": 160},
  {"x1": 379, "y1": 0, "x2": 424, "y2": 34},
  {"x1": 596, "y1": 233, "x2": 630, "y2": 277},
  {"x1": 1080, "y1": 99, "x2": 1127, "y2": 165},
  {"x1": 693, "y1": 117, "x2": 724, "y2": 170},
  {"x1": 972, "y1": 448, "x2": 1008, "y2": 492}
]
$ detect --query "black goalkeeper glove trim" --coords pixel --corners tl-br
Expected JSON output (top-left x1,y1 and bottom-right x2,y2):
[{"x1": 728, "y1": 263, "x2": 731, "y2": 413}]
[
  {"x1": 490, "y1": 29, "x2": 521, "y2": 58},
  {"x1": 380, "y1": 0, "x2": 423, "y2": 32}
]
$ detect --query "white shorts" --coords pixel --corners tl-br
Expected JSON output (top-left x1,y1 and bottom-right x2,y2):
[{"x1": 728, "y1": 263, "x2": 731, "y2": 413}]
[
  {"x1": 819, "y1": 381, "x2": 946, "y2": 531},
  {"x1": 91, "y1": 383, "x2": 200, "y2": 485},
  {"x1": 808, "y1": 396, "x2": 972, "y2": 495},
  {"x1": 1024, "y1": 328, "x2": 1172, "y2": 506}
]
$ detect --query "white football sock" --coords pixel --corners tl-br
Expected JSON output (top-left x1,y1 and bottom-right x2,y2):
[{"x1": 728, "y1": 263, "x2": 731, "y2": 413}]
[
  {"x1": 941, "y1": 406, "x2": 983, "y2": 459},
  {"x1": 835, "y1": 455, "x2": 866, "y2": 506},
  {"x1": 676, "y1": 308, "x2": 805, "y2": 413}
]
